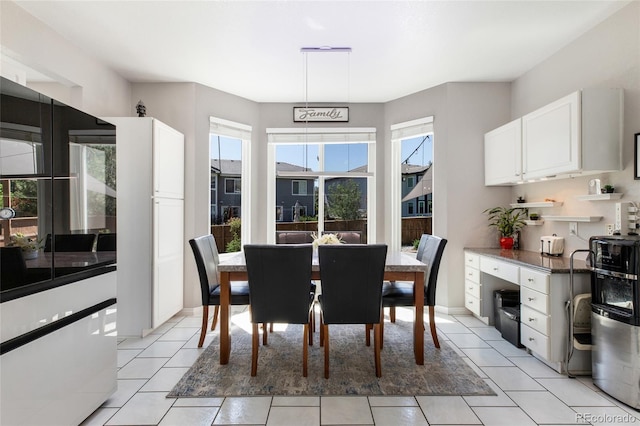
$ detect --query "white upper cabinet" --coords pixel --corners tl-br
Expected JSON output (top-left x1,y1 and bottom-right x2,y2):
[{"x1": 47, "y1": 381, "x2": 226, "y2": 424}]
[
  {"x1": 484, "y1": 118, "x2": 522, "y2": 185},
  {"x1": 522, "y1": 91, "x2": 580, "y2": 180},
  {"x1": 485, "y1": 88, "x2": 623, "y2": 185},
  {"x1": 153, "y1": 120, "x2": 185, "y2": 199}
]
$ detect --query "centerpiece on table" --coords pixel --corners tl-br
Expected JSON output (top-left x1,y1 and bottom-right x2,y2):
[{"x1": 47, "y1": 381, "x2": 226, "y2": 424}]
[
  {"x1": 483, "y1": 206, "x2": 527, "y2": 250},
  {"x1": 8, "y1": 232, "x2": 43, "y2": 259},
  {"x1": 311, "y1": 233, "x2": 343, "y2": 252}
]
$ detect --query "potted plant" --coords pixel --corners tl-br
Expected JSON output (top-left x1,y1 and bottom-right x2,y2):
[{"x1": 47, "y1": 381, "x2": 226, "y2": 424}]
[
  {"x1": 529, "y1": 212, "x2": 540, "y2": 221},
  {"x1": 8, "y1": 232, "x2": 43, "y2": 259},
  {"x1": 602, "y1": 184, "x2": 615, "y2": 194},
  {"x1": 483, "y1": 206, "x2": 527, "y2": 249}
]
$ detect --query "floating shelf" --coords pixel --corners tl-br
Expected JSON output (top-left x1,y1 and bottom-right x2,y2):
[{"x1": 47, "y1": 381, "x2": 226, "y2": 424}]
[
  {"x1": 524, "y1": 220, "x2": 545, "y2": 226},
  {"x1": 575, "y1": 193, "x2": 623, "y2": 201},
  {"x1": 510, "y1": 202, "x2": 563, "y2": 208},
  {"x1": 542, "y1": 216, "x2": 602, "y2": 222}
]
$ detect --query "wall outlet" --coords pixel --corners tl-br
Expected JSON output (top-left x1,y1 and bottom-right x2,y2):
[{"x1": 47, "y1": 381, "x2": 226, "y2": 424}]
[
  {"x1": 606, "y1": 223, "x2": 615, "y2": 235},
  {"x1": 569, "y1": 222, "x2": 578, "y2": 235}
]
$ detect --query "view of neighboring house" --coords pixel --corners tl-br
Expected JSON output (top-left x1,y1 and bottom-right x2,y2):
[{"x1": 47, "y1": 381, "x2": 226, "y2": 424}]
[
  {"x1": 211, "y1": 159, "x2": 433, "y2": 223},
  {"x1": 401, "y1": 163, "x2": 432, "y2": 217},
  {"x1": 210, "y1": 159, "x2": 315, "y2": 223}
]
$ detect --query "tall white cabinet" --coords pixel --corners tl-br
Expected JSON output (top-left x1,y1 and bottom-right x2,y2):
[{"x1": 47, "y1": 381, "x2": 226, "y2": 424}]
[{"x1": 105, "y1": 117, "x2": 185, "y2": 336}]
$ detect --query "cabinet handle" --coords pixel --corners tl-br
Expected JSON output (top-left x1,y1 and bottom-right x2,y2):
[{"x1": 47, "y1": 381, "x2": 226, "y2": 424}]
[
  {"x1": 468, "y1": 300, "x2": 473, "y2": 304},
  {"x1": 493, "y1": 267, "x2": 498, "y2": 271},
  {"x1": 528, "y1": 337, "x2": 535, "y2": 341},
  {"x1": 528, "y1": 297, "x2": 535, "y2": 301},
  {"x1": 468, "y1": 287, "x2": 473, "y2": 290},
  {"x1": 528, "y1": 318, "x2": 536, "y2": 322},
  {"x1": 528, "y1": 278, "x2": 534, "y2": 282},
  {"x1": 468, "y1": 273, "x2": 473, "y2": 276}
]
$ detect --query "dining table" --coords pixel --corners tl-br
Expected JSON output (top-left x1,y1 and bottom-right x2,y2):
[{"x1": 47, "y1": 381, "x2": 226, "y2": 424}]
[{"x1": 217, "y1": 249, "x2": 427, "y2": 365}]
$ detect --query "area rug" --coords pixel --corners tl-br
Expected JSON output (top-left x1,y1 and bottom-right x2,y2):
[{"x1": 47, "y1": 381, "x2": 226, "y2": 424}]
[{"x1": 167, "y1": 316, "x2": 496, "y2": 397}]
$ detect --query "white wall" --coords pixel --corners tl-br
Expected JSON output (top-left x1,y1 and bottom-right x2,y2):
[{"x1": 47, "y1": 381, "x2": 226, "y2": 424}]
[
  {"x1": 509, "y1": 1, "x2": 640, "y2": 255},
  {"x1": 0, "y1": 1, "x2": 130, "y2": 116}
]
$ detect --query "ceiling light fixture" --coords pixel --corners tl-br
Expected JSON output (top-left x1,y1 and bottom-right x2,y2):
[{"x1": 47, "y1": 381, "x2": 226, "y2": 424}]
[{"x1": 300, "y1": 47, "x2": 352, "y2": 53}]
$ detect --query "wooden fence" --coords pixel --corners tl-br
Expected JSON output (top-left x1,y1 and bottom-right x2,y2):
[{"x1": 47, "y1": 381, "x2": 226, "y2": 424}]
[{"x1": 211, "y1": 216, "x2": 432, "y2": 253}]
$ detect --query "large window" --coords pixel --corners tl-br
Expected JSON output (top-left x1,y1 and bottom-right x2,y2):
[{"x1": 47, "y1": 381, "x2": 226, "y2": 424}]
[
  {"x1": 224, "y1": 178, "x2": 241, "y2": 194},
  {"x1": 266, "y1": 128, "x2": 376, "y2": 243}
]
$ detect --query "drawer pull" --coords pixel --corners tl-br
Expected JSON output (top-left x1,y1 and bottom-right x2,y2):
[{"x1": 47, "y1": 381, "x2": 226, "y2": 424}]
[
  {"x1": 493, "y1": 267, "x2": 498, "y2": 271},
  {"x1": 468, "y1": 287, "x2": 473, "y2": 290},
  {"x1": 468, "y1": 273, "x2": 473, "y2": 276},
  {"x1": 528, "y1": 278, "x2": 534, "y2": 282},
  {"x1": 528, "y1": 297, "x2": 535, "y2": 301},
  {"x1": 528, "y1": 317, "x2": 536, "y2": 322},
  {"x1": 468, "y1": 300, "x2": 473, "y2": 304},
  {"x1": 528, "y1": 337, "x2": 535, "y2": 341}
]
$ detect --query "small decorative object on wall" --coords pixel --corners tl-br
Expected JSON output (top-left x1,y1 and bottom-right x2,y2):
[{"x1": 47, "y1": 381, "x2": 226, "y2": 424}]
[
  {"x1": 589, "y1": 178, "x2": 601, "y2": 195},
  {"x1": 294, "y1": 107, "x2": 349, "y2": 122},
  {"x1": 635, "y1": 133, "x2": 640, "y2": 180},
  {"x1": 136, "y1": 100, "x2": 146, "y2": 117}
]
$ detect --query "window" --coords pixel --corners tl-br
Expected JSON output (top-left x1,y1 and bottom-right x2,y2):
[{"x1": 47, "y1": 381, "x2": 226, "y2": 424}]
[
  {"x1": 292, "y1": 180, "x2": 307, "y2": 196},
  {"x1": 222, "y1": 206, "x2": 240, "y2": 221},
  {"x1": 408, "y1": 202, "x2": 414, "y2": 215},
  {"x1": 225, "y1": 178, "x2": 241, "y2": 194},
  {"x1": 418, "y1": 200, "x2": 425, "y2": 215},
  {"x1": 407, "y1": 176, "x2": 415, "y2": 187},
  {"x1": 266, "y1": 128, "x2": 376, "y2": 243}
]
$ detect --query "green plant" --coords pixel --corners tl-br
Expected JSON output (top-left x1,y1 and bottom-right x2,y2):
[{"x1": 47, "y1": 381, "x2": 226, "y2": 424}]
[
  {"x1": 483, "y1": 206, "x2": 527, "y2": 237},
  {"x1": 225, "y1": 217, "x2": 242, "y2": 252},
  {"x1": 603, "y1": 184, "x2": 615, "y2": 193},
  {"x1": 412, "y1": 238, "x2": 421, "y2": 250}
]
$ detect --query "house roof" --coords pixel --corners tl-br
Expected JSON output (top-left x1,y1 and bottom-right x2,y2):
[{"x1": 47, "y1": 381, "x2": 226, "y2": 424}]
[
  {"x1": 402, "y1": 165, "x2": 433, "y2": 202},
  {"x1": 211, "y1": 159, "x2": 309, "y2": 176},
  {"x1": 401, "y1": 163, "x2": 431, "y2": 175}
]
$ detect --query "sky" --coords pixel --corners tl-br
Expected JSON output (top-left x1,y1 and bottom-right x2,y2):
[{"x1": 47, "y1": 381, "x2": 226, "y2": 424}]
[{"x1": 209, "y1": 134, "x2": 433, "y2": 170}]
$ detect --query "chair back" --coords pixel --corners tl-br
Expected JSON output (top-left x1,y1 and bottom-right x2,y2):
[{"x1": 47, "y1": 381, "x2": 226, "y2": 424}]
[
  {"x1": 0, "y1": 246, "x2": 28, "y2": 290},
  {"x1": 416, "y1": 234, "x2": 447, "y2": 306},
  {"x1": 44, "y1": 233, "x2": 96, "y2": 252},
  {"x1": 244, "y1": 244, "x2": 313, "y2": 324},
  {"x1": 318, "y1": 244, "x2": 387, "y2": 324},
  {"x1": 96, "y1": 233, "x2": 117, "y2": 251},
  {"x1": 275, "y1": 231, "x2": 314, "y2": 244},
  {"x1": 189, "y1": 235, "x2": 220, "y2": 306}
]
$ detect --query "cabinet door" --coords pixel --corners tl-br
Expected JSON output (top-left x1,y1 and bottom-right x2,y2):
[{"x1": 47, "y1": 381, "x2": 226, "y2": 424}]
[
  {"x1": 153, "y1": 198, "x2": 184, "y2": 328},
  {"x1": 153, "y1": 120, "x2": 185, "y2": 199},
  {"x1": 522, "y1": 91, "x2": 580, "y2": 180},
  {"x1": 484, "y1": 118, "x2": 522, "y2": 185}
]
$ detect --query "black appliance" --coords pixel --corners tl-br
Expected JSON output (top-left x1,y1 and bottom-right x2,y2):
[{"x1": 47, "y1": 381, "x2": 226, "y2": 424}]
[{"x1": 589, "y1": 235, "x2": 640, "y2": 409}]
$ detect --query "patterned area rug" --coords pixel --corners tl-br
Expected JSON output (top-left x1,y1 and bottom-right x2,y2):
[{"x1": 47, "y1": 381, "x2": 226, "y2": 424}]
[{"x1": 168, "y1": 315, "x2": 496, "y2": 397}]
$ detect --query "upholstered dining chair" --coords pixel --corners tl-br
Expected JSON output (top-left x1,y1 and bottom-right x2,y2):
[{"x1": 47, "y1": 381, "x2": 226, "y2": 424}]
[
  {"x1": 43, "y1": 233, "x2": 96, "y2": 252},
  {"x1": 244, "y1": 244, "x2": 315, "y2": 377},
  {"x1": 96, "y1": 233, "x2": 117, "y2": 251},
  {"x1": 189, "y1": 234, "x2": 251, "y2": 348},
  {"x1": 379, "y1": 234, "x2": 447, "y2": 348},
  {"x1": 318, "y1": 244, "x2": 387, "y2": 378}
]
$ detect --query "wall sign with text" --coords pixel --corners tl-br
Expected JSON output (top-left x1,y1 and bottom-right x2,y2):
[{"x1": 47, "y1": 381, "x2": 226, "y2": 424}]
[{"x1": 293, "y1": 107, "x2": 349, "y2": 122}]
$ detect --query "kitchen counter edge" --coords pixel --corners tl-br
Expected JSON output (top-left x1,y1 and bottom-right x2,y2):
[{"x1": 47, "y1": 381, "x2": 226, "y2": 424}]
[{"x1": 464, "y1": 248, "x2": 590, "y2": 274}]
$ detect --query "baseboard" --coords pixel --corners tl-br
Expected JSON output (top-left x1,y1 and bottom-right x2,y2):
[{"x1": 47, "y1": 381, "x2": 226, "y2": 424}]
[
  {"x1": 179, "y1": 306, "x2": 202, "y2": 317},
  {"x1": 434, "y1": 305, "x2": 472, "y2": 316}
]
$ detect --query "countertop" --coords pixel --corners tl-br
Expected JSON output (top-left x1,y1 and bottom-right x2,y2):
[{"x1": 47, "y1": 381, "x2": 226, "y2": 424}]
[{"x1": 465, "y1": 248, "x2": 590, "y2": 273}]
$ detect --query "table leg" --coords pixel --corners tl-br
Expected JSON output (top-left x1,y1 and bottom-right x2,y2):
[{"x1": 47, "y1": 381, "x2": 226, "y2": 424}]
[
  {"x1": 414, "y1": 271, "x2": 425, "y2": 365},
  {"x1": 220, "y1": 271, "x2": 231, "y2": 364}
]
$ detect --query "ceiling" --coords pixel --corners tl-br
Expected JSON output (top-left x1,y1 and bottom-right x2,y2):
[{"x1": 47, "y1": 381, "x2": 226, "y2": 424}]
[{"x1": 11, "y1": 1, "x2": 631, "y2": 103}]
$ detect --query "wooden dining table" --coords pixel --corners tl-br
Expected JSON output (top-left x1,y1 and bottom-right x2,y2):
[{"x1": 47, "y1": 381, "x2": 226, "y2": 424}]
[{"x1": 217, "y1": 249, "x2": 427, "y2": 365}]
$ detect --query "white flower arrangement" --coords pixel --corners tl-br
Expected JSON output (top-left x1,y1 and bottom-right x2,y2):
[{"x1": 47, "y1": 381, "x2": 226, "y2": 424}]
[
  {"x1": 311, "y1": 232, "x2": 343, "y2": 248},
  {"x1": 8, "y1": 233, "x2": 43, "y2": 252}
]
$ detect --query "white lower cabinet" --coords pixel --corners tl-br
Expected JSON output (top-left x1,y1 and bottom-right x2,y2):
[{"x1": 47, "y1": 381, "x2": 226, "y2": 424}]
[{"x1": 464, "y1": 251, "x2": 591, "y2": 372}]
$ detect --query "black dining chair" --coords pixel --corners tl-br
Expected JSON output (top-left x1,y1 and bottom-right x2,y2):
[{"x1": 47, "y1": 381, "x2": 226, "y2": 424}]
[
  {"x1": 43, "y1": 233, "x2": 96, "y2": 252},
  {"x1": 1, "y1": 246, "x2": 29, "y2": 291},
  {"x1": 96, "y1": 233, "x2": 116, "y2": 251},
  {"x1": 244, "y1": 244, "x2": 315, "y2": 377},
  {"x1": 189, "y1": 234, "x2": 251, "y2": 348},
  {"x1": 380, "y1": 234, "x2": 447, "y2": 348},
  {"x1": 318, "y1": 244, "x2": 387, "y2": 378}
]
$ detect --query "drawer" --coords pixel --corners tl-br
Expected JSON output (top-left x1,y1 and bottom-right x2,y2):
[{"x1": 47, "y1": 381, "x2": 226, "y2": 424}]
[
  {"x1": 465, "y1": 252, "x2": 480, "y2": 269},
  {"x1": 521, "y1": 324, "x2": 550, "y2": 359},
  {"x1": 465, "y1": 293, "x2": 481, "y2": 316},
  {"x1": 465, "y1": 280, "x2": 481, "y2": 299},
  {"x1": 521, "y1": 286, "x2": 549, "y2": 315},
  {"x1": 520, "y1": 268, "x2": 550, "y2": 294},
  {"x1": 465, "y1": 266, "x2": 480, "y2": 283},
  {"x1": 480, "y1": 257, "x2": 519, "y2": 283},
  {"x1": 521, "y1": 304, "x2": 549, "y2": 336}
]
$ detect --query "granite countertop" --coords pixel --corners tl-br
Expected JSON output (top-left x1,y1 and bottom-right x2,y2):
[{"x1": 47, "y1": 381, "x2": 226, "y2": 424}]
[{"x1": 465, "y1": 248, "x2": 590, "y2": 273}]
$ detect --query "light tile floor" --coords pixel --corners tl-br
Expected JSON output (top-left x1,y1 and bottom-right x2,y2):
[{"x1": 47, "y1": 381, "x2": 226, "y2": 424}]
[{"x1": 81, "y1": 308, "x2": 640, "y2": 426}]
